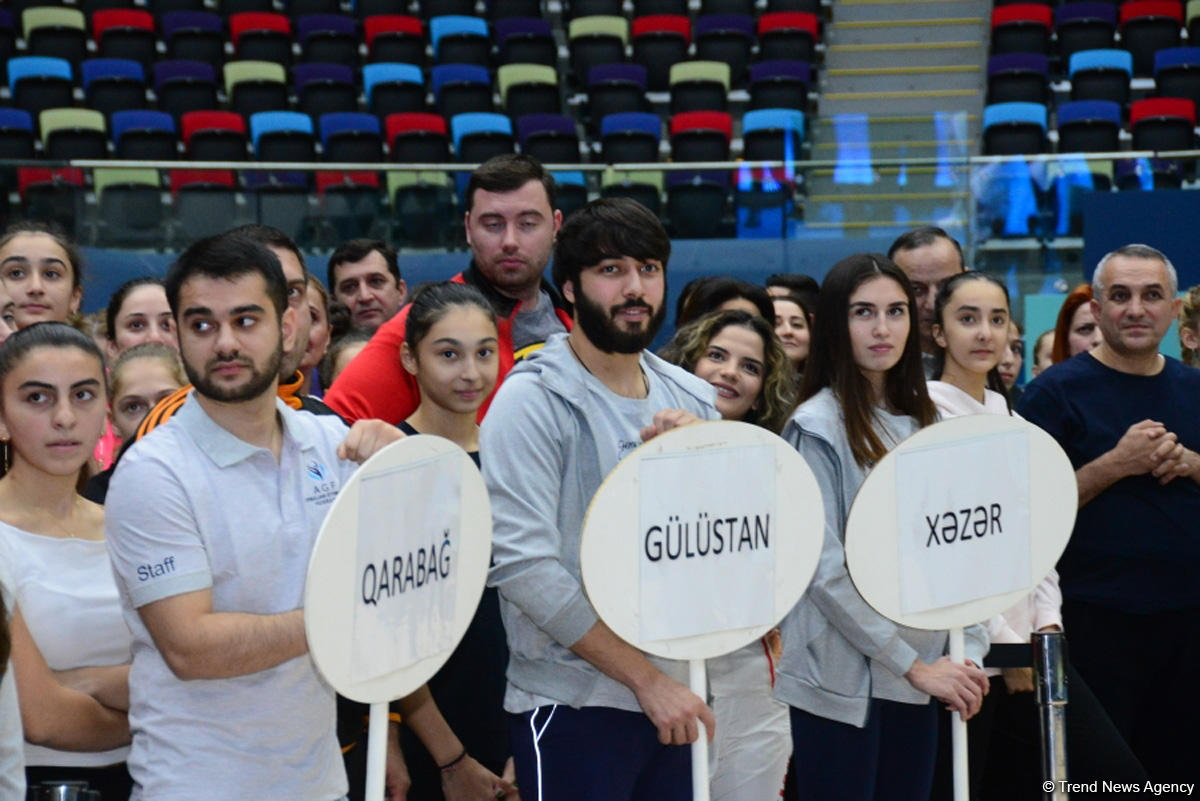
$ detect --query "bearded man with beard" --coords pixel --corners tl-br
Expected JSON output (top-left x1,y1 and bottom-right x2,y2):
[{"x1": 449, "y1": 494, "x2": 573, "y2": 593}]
[{"x1": 479, "y1": 198, "x2": 722, "y2": 801}]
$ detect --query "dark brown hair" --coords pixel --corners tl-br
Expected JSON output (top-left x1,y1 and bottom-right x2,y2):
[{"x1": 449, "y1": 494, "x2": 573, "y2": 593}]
[
  {"x1": 465, "y1": 153, "x2": 556, "y2": 213},
  {"x1": 800, "y1": 254, "x2": 935, "y2": 467}
]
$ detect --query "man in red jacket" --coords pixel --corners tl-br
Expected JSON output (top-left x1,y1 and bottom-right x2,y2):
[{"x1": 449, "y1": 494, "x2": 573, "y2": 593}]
[{"x1": 324, "y1": 154, "x2": 573, "y2": 424}]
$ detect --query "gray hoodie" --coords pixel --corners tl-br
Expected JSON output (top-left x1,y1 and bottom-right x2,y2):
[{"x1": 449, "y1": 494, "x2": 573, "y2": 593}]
[
  {"x1": 481, "y1": 333, "x2": 720, "y2": 713},
  {"x1": 774, "y1": 388, "x2": 989, "y2": 727}
]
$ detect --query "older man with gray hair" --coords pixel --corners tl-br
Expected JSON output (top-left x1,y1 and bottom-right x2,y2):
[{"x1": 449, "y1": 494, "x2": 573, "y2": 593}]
[{"x1": 1017, "y1": 243, "x2": 1200, "y2": 786}]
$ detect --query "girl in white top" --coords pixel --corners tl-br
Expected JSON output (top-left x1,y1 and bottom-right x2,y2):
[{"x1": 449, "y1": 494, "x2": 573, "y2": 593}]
[
  {"x1": 0, "y1": 322, "x2": 133, "y2": 799},
  {"x1": 659, "y1": 308, "x2": 797, "y2": 801}
]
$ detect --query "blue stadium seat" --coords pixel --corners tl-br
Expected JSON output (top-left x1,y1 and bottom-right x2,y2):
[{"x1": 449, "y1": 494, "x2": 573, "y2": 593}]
[
  {"x1": 1068, "y1": 48, "x2": 1133, "y2": 104},
  {"x1": 82, "y1": 58, "x2": 148, "y2": 120},
  {"x1": 600, "y1": 111, "x2": 661, "y2": 163},
  {"x1": 319, "y1": 112, "x2": 384, "y2": 162},
  {"x1": 451, "y1": 111, "x2": 515, "y2": 162},
  {"x1": 430, "y1": 15, "x2": 492, "y2": 66},
  {"x1": 364, "y1": 62, "x2": 427, "y2": 117},
  {"x1": 250, "y1": 110, "x2": 317, "y2": 164},
  {"x1": 111, "y1": 109, "x2": 177, "y2": 160},
  {"x1": 982, "y1": 101, "x2": 1048, "y2": 154},
  {"x1": 742, "y1": 107, "x2": 806, "y2": 161},
  {"x1": 8, "y1": 56, "x2": 74, "y2": 119}
]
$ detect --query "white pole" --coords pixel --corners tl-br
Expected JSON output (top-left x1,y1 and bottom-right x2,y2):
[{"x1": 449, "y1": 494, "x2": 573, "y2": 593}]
[
  {"x1": 364, "y1": 701, "x2": 388, "y2": 801},
  {"x1": 949, "y1": 627, "x2": 969, "y2": 801},
  {"x1": 689, "y1": 658, "x2": 711, "y2": 801}
]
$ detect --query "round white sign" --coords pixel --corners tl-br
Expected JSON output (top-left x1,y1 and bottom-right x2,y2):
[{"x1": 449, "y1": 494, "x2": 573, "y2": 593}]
[
  {"x1": 580, "y1": 420, "x2": 825, "y2": 661},
  {"x1": 844, "y1": 414, "x2": 1076, "y2": 631},
  {"x1": 305, "y1": 435, "x2": 493, "y2": 703}
]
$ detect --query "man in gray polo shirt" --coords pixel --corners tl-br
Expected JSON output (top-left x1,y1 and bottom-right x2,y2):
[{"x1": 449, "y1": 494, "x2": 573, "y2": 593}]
[{"x1": 105, "y1": 232, "x2": 400, "y2": 801}]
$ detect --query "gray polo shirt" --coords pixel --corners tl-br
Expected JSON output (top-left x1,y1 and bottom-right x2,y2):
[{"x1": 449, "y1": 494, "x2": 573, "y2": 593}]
[{"x1": 106, "y1": 394, "x2": 354, "y2": 801}]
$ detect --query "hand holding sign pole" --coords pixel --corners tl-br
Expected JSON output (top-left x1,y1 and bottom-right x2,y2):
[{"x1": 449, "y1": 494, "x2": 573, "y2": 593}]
[
  {"x1": 844, "y1": 415, "x2": 1077, "y2": 801},
  {"x1": 304, "y1": 436, "x2": 493, "y2": 801},
  {"x1": 580, "y1": 420, "x2": 825, "y2": 801}
]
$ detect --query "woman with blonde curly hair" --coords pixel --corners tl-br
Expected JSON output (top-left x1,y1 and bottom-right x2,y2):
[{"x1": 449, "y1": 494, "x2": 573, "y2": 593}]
[
  {"x1": 1178, "y1": 285, "x2": 1200, "y2": 366},
  {"x1": 659, "y1": 308, "x2": 797, "y2": 433},
  {"x1": 659, "y1": 307, "x2": 796, "y2": 800}
]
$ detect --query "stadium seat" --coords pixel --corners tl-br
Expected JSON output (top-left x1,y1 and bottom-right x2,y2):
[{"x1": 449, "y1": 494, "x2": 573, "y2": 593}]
[
  {"x1": 319, "y1": 112, "x2": 384, "y2": 162},
  {"x1": 364, "y1": 15, "x2": 425, "y2": 65},
  {"x1": 388, "y1": 170, "x2": 456, "y2": 247},
  {"x1": 243, "y1": 170, "x2": 315, "y2": 246},
  {"x1": 93, "y1": 167, "x2": 164, "y2": 248},
  {"x1": 23, "y1": 7, "x2": 87, "y2": 66},
  {"x1": 363, "y1": 62, "x2": 427, "y2": 117},
  {"x1": 170, "y1": 168, "x2": 240, "y2": 242},
  {"x1": 990, "y1": 4, "x2": 1053, "y2": 55},
  {"x1": 0, "y1": 11, "x2": 14, "y2": 86},
  {"x1": 586, "y1": 63, "x2": 649, "y2": 132},
  {"x1": 1119, "y1": 0, "x2": 1183, "y2": 77},
  {"x1": 498, "y1": 63, "x2": 560, "y2": 119},
  {"x1": 757, "y1": 12, "x2": 819, "y2": 63},
  {"x1": 8, "y1": 56, "x2": 74, "y2": 118},
  {"x1": 295, "y1": 62, "x2": 359, "y2": 118},
  {"x1": 1068, "y1": 49, "x2": 1132, "y2": 105},
  {"x1": 386, "y1": 112, "x2": 451, "y2": 162},
  {"x1": 225, "y1": 60, "x2": 290, "y2": 117},
  {"x1": 600, "y1": 168, "x2": 663, "y2": 215},
  {"x1": 163, "y1": 11, "x2": 225, "y2": 67},
  {"x1": 432, "y1": 63, "x2": 494, "y2": 119},
  {"x1": 553, "y1": 170, "x2": 589, "y2": 217},
  {"x1": 182, "y1": 110, "x2": 248, "y2": 161},
  {"x1": 768, "y1": 0, "x2": 821, "y2": 11},
  {"x1": 154, "y1": 60, "x2": 219, "y2": 121},
  {"x1": 568, "y1": 16, "x2": 629, "y2": 85},
  {"x1": 704, "y1": 0, "x2": 754, "y2": 12},
  {"x1": 987, "y1": 53, "x2": 1050, "y2": 104},
  {"x1": 0, "y1": 109, "x2": 36, "y2": 160},
  {"x1": 669, "y1": 60, "x2": 731, "y2": 115},
  {"x1": 742, "y1": 107, "x2": 805, "y2": 161},
  {"x1": 18, "y1": 167, "x2": 86, "y2": 231},
  {"x1": 565, "y1": 0, "x2": 623, "y2": 19},
  {"x1": 41, "y1": 108, "x2": 108, "y2": 160},
  {"x1": 451, "y1": 112, "x2": 515, "y2": 162},
  {"x1": 82, "y1": 59, "x2": 148, "y2": 121},
  {"x1": 749, "y1": 60, "x2": 811, "y2": 112},
  {"x1": 297, "y1": 14, "x2": 359, "y2": 64},
  {"x1": 981, "y1": 101, "x2": 1047, "y2": 154},
  {"x1": 600, "y1": 112, "x2": 661, "y2": 164},
  {"x1": 666, "y1": 171, "x2": 730, "y2": 238},
  {"x1": 417, "y1": 0, "x2": 476, "y2": 18},
  {"x1": 694, "y1": 14, "x2": 755, "y2": 88},
  {"x1": 289, "y1": 0, "x2": 343, "y2": 18},
  {"x1": 230, "y1": 12, "x2": 294, "y2": 66},
  {"x1": 149, "y1": 0, "x2": 207, "y2": 12},
  {"x1": 635, "y1": 0, "x2": 688, "y2": 14},
  {"x1": 488, "y1": 0, "x2": 544, "y2": 20},
  {"x1": 669, "y1": 110, "x2": 733, "y2": 161},
  {"x1": 632, "y1": 15, "x2": 690, "y2": 91},
  {"x1": 1189, "y1": 0, "x2": 1200, "y2": 42},
  {"x1": 1154, "y1": 46, "x2": 1200, "y2": 112},
  {"x1": 496, "y1": 17, "x2": 557, "y2": 66},
  {"x1": 250, "y1": 110, "x2": 317, "y2": 164},
  {"x1": 431, "y1": 16, "x2": 492, "y2": 66},
  {"x1": 111, "y1": 110, "x2": 177, "y2": 160},
  {"x1": 317, "y1": 171, "x2": 384, "y2": 243},
  {"x1": 1056, "y1": 99, "x2": 1122, "y2": 152},
  {"x1": 1055, "y1": 3, "x2": 1117, "y2": 64},
  {"x1": 92, "y1": 9, "x2": 157, "y2": 69},
  {"x1": 1130, "y1": 96, "x2": 1195, "y2": 151},
  {"x1": 517, "y1": 113, "x2": 580, "y2": 164}
]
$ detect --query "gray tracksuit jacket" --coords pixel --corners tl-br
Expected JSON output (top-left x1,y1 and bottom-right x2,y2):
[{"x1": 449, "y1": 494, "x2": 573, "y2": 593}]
[
  {"x1": 481, "y1": 333, "x2": 719, "y2": 712},
  {"x1": 774, "y1": 388, "x2": 989, "y2": 727}
]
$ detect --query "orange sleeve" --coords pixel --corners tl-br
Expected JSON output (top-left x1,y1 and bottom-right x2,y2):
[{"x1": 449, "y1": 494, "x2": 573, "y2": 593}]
[{"x1": 323, "y1": 307, "x2": 421, "y2": 425}]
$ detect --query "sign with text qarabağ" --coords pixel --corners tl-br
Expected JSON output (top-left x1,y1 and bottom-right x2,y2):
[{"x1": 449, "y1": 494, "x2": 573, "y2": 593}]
[
  {"x1": 895, "y1": 431, "x2": 1032, "y2": 614},
  {"x1": 351, "y1": 454, "x2": 461, "y2": 684},
  {"x1": 638, "y1": 446, "x2": 776, "y2": 641}
]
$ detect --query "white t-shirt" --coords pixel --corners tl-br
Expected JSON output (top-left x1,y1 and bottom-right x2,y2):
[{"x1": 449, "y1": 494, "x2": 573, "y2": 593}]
[
  {"x1": 0, "y1": 519, "x2": 132, "y2": 768},
  {"x1": 0, "y1": 559, "x2": 25, "y2": 799},
  {"x1": 105, "y1": 394, "x2": 354, "y2": 801}
]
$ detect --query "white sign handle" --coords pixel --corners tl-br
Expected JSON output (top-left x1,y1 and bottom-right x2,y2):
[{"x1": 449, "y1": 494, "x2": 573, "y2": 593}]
[
  {"x1": 949, "y1": 627, "x2": 969, "y2": 801},
  {"x1": 689, "y1": 658, "x2": 711, "y2": 801},
  {"x1": 365, "y1": 701, "x2": 388, "y2": 801}
]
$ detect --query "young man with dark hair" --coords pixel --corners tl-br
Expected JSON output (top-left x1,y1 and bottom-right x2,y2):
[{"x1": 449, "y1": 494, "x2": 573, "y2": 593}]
[
  {"x1": 765, "y1": 272, "x2": 820, "y2": 310},
  {"x1": 327, "y1": 239, "x2": 407, "y2": 332},
  {"x1": 324, "y1": 154, "x2": 572, "y2": 424},
  {"x1": 887, "y1": 226, "x2": 967, "y2": 366},
  {"x1": 105, "y1": 232, "x2": 403, "y2": 800},
  {"x1": 481, "y1": 198, "x2": 719, "y2": 800}
]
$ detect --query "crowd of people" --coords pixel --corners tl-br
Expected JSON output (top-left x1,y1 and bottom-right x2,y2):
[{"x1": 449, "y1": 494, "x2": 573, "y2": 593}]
[{"x1": 0, "y1": 153, "x2": 1196, "y2": 801}]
